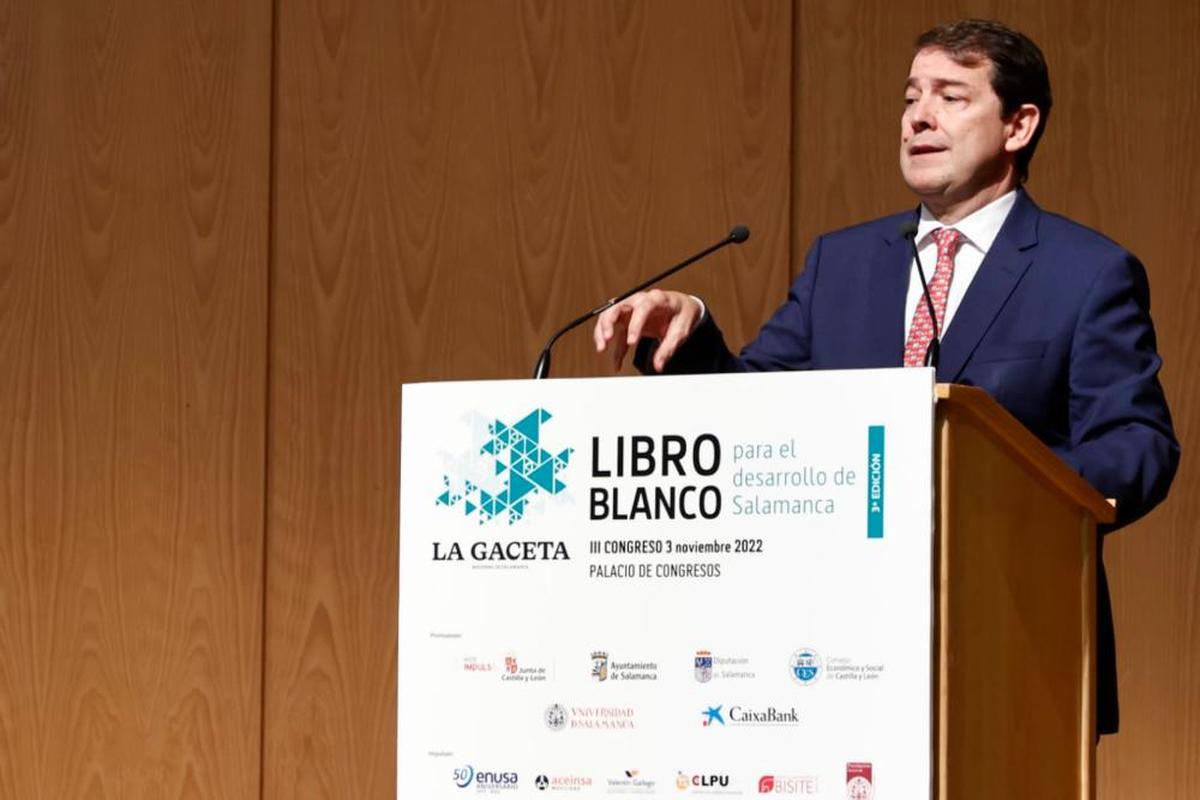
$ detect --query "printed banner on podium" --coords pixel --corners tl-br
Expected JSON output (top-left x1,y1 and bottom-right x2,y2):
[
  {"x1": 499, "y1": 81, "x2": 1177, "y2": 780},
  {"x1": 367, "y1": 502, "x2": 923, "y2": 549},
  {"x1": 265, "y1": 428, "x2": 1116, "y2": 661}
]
[{"x1": 398, "y1": 368, "x2": 934, "y2": 798}]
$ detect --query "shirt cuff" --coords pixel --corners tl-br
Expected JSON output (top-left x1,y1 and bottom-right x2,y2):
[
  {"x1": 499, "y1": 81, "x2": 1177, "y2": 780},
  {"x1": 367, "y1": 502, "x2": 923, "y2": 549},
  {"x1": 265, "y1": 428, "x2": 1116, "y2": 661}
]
[{"x1": 689, "y1": 295, "x2": 707, "y2": 332}]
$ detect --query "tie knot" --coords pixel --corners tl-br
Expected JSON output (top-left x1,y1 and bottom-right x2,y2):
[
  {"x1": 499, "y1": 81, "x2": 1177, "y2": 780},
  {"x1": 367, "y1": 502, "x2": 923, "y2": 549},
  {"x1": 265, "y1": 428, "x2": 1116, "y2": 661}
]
[{"x1": 932, "y1": 227, "x2": 962, "y2": 257}]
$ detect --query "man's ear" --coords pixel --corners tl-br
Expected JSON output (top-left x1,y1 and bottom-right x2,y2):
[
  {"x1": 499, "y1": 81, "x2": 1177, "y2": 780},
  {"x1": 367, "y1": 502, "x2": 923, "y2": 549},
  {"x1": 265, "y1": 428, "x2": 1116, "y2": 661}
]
[{"x1": 1004, "y1": 103, "x2": 1041, "y2": 154}]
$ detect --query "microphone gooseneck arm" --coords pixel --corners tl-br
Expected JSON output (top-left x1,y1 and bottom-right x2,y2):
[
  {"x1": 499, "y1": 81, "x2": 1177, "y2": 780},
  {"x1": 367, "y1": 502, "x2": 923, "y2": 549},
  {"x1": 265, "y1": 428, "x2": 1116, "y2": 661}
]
[
  {"x1": 532, "y1": 225, "x2": 750, "y2": 379},
  {"x1": 899, "y1": 221, "x2": 940, "y2": 369}
]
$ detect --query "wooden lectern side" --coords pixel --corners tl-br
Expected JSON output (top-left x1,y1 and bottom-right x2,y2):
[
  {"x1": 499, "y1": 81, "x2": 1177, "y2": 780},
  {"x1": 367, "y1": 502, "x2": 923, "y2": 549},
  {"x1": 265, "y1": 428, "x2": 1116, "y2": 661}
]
[{"x1": 933, "y1": 385, "x2": 1115, "y2": 800}]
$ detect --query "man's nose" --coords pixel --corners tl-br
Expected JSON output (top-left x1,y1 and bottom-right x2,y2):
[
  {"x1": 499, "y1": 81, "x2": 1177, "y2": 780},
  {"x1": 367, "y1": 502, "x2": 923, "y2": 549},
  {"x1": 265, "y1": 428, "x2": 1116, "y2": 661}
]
[{"x1": 907, "y1": 96, "x2": 936, "y2": 132}]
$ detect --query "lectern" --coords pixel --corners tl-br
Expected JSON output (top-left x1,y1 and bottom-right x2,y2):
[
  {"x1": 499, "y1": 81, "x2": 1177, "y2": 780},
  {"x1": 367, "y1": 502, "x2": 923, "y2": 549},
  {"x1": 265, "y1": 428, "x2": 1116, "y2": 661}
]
[
  {"x1": 934, "y1": 384, "x2": 1113, "y2": 800},
  {"x1": 397, "y1": 371, "x2": 1114, "y2": 799}
]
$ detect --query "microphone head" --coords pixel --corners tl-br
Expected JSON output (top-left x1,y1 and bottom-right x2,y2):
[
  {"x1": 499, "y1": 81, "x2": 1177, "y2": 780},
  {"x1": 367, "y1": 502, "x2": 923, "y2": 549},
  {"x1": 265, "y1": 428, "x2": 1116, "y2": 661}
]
[
  {"x1": 728, "y1": 225, "x2": 751, "y2": 244},
  {"x1": 898, "y1": 221, "x2": 919, "y2": 241}
]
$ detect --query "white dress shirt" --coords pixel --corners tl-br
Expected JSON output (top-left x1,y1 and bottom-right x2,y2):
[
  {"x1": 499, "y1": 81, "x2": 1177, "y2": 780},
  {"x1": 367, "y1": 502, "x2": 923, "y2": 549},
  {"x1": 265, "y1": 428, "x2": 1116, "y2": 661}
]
[{"x1": 903, "y1": 189, "x2": 1018, "y2": 340}]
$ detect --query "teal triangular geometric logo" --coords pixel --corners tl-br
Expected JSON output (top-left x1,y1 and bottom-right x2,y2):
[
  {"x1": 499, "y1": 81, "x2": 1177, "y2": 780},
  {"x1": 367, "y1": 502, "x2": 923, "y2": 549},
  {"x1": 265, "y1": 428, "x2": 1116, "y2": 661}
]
[{"x1": 438, "y1": 408, "x2": 573, "y2": 524}]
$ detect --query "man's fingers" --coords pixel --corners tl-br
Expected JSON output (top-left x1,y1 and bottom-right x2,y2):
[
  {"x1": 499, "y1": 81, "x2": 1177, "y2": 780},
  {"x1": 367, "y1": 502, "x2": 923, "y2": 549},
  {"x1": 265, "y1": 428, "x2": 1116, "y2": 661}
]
[
  {"x1": 593, "y1": 306, "x2": 616, "y2": 351},
  {"x1": 593, "y1": 290, "x2": 689, "y2": 372},
  {"x1": 594, "y1": 303, "x2": 630, "y2": 352},
  {"x1": 625, "y1": 290, "x2": 673, "y2": 345},
  {"x1": 653, "y1": 302, "x2": 696, "y2": 372}
]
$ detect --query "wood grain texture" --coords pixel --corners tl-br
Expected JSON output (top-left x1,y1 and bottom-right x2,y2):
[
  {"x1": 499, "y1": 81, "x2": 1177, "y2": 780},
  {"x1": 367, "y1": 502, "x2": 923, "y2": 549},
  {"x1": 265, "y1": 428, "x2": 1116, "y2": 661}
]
[
  {"x1": 264, "y1": 0, "x2": 791, "y2": 796},
  {"x1": 936, "y1": 397, "x2": 1099, "y2": 799},
  {"x1": 0, "y1": 1, "x2": 271, "y2": 797},
  {"x1": 794, "y1": 2, "x2": 1200, "y2": 796}
]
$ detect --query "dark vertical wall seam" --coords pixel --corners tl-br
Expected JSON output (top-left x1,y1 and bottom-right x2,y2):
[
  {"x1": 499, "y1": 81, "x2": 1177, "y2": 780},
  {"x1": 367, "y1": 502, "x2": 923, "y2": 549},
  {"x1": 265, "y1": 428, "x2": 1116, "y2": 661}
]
[{"x1": 259, "y1": 0, "x2": 280, "y2": 796}]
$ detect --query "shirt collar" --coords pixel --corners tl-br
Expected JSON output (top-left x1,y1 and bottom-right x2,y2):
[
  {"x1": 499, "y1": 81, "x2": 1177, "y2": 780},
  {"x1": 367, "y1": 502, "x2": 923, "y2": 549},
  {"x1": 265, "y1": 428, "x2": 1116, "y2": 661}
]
[{"x1": 915, "y1": 189, "x2": 1019, "y2": 253}]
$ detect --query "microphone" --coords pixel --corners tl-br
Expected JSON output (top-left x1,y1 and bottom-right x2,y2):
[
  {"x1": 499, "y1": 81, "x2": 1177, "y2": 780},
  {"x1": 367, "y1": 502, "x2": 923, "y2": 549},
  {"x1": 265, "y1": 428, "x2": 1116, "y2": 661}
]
[
  {"x1": 532, "y1": 225, "x2": 751, "y2": 379},
  {"x1": 899, "y1": 221, "x2": 940, "y2": 369}
]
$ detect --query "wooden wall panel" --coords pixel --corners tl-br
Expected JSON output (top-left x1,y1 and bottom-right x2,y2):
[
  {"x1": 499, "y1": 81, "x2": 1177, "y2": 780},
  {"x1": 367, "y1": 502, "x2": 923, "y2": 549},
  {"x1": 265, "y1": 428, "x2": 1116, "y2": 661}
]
[
  {"x1": 0, "y1": 1, "x2": 271, "y2": 797},
  {"x1": 265, "y1": 0, "x2": 792, "y2": 796},
  {"x1": 793, "y1": 2, "x2": 1200, "y2": 797}
]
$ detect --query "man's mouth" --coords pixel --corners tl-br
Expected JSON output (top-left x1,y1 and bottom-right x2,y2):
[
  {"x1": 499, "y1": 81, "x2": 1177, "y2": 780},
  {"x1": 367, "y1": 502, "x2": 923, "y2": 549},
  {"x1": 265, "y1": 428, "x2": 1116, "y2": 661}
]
[{"x1": 909, "y1": 144, "x2": 947, "y2": 156}]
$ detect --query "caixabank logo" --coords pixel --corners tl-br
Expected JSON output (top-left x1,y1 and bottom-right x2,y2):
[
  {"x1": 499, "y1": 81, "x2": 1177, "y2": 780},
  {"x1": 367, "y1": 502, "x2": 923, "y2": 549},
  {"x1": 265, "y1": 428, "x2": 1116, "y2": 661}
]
[
  {"x1": 436, "y1": 408, "x2": 573, "y2": 525},
  {"x1": 701, "y1": 703, "x2": 799, "y2": 728}
]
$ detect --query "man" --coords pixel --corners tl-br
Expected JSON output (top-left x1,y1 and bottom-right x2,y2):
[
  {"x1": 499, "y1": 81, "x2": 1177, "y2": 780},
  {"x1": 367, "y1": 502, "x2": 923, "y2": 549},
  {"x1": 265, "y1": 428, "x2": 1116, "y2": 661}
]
[{"x1": 593, "y1": 19, "x2": 1178, "y2": 735}]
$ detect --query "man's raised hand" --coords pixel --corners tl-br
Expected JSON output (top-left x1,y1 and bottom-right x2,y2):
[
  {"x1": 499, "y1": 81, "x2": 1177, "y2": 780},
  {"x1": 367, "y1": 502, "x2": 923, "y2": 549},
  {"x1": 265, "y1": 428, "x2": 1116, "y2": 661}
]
[{"x1": 593, "y1": 289, "x2": 702, "y2": 373}]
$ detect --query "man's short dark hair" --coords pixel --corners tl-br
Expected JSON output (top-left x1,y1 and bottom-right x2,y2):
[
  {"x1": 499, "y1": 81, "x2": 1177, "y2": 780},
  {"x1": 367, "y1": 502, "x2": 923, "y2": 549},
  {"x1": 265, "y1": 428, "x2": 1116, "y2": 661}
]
[{"x1": 915, "y1": 19, "x2": 1052, "y2": 181}]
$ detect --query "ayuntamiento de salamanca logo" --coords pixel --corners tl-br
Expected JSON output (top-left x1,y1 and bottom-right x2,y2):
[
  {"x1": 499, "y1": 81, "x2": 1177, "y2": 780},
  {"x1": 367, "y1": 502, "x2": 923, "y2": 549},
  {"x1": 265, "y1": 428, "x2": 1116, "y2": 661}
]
[{"x1": 436, "y1": 408, "x2": 573, "y2": 524}]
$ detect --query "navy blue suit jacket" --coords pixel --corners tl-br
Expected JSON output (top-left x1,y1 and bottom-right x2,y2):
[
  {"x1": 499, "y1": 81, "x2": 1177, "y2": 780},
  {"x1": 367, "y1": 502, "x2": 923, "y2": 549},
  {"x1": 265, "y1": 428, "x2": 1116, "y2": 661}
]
[{"x1": 645, "y1": 190, "x2": 1179, "y2": 733}]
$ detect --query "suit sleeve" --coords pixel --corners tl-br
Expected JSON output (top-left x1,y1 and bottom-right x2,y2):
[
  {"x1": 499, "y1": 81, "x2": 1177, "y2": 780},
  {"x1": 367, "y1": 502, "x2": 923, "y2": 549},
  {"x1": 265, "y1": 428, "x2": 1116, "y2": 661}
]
[
  {"x1": 636, "y1": 237, "x2": 824, "y2": 375},
  {"x1": 1053, "y1": 252, "x2": 1180, "y2": 529}
]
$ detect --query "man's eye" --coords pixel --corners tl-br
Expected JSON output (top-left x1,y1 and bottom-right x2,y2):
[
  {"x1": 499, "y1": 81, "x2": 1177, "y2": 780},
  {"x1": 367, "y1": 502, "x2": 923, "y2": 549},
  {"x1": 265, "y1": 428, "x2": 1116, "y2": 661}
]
[
  {"x1": 904, "y1": 97, "x2": 917, "y2": 105},
  {"x1": 943, "y1": 94, "x2": 962, "y2": 103}
]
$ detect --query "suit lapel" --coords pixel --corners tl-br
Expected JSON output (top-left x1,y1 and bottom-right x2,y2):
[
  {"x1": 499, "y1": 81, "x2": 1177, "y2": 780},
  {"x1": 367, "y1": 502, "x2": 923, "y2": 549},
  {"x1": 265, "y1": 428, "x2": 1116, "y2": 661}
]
[
  {"x1": 937, "y1": 191, "x2": 1041, "y2": 382},
  {"x1": 867, "y1": 213, "x2": 920, "y2": 367}
]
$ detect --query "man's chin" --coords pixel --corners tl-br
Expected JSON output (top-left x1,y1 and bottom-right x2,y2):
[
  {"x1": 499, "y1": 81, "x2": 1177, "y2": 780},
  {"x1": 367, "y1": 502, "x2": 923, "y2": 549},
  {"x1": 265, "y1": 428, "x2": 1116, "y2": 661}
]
[{"x1": 902, "y1": 176, "x2": 950, "y2": 200}]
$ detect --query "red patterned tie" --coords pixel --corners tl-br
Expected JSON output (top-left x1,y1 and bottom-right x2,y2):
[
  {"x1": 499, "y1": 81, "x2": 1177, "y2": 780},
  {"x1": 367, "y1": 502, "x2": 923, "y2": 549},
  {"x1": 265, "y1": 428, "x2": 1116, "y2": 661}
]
[{"x1": 903, "y1": 227, "x2": 961, "y2": 368}]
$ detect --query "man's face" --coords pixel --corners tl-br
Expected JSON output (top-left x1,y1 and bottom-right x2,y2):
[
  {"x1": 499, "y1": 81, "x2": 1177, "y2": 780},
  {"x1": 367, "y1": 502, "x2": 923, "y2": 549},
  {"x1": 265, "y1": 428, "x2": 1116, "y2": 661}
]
[{"x1": 900, "y1": 48, "x2": 1015, "y2": 205}]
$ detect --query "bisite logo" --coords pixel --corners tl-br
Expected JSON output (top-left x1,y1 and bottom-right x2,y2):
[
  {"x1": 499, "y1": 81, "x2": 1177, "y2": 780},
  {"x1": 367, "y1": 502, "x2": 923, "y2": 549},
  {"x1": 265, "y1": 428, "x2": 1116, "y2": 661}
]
[
  {"x1": 535, "y1": 775, "x2": 549, "y2": 791},
  {"x1": 435, "y1": 408, "x2": 573, "y2": 525},
  {"x1": 759, "y1": 775, "x2": 820, "y2": 795},
  {"x1": 694, "y1": 650, "x2": 713, "y2": 683},
  {"x1": 544, "y1": 703, "x2": 567, "y2": 731},
  {"x1": 454, "y1": 765, "x2": 475, "y2": 788},
  {"x1": 591, "y1": 651, "x2": 609, "y2": 682},
  {"x1": 789, "y1": 648, "x2": 822, "y2": 685},
  {"x1": 701, "y1": 705, "x2": 725, "y2": 726}
]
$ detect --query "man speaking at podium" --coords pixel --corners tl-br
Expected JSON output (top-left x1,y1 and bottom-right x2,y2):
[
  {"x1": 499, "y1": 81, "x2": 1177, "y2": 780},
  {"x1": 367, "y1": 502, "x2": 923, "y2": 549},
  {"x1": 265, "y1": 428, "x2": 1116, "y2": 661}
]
[{"x1": 593, "y1": 19, "x2": 1178, "y2": 735}]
